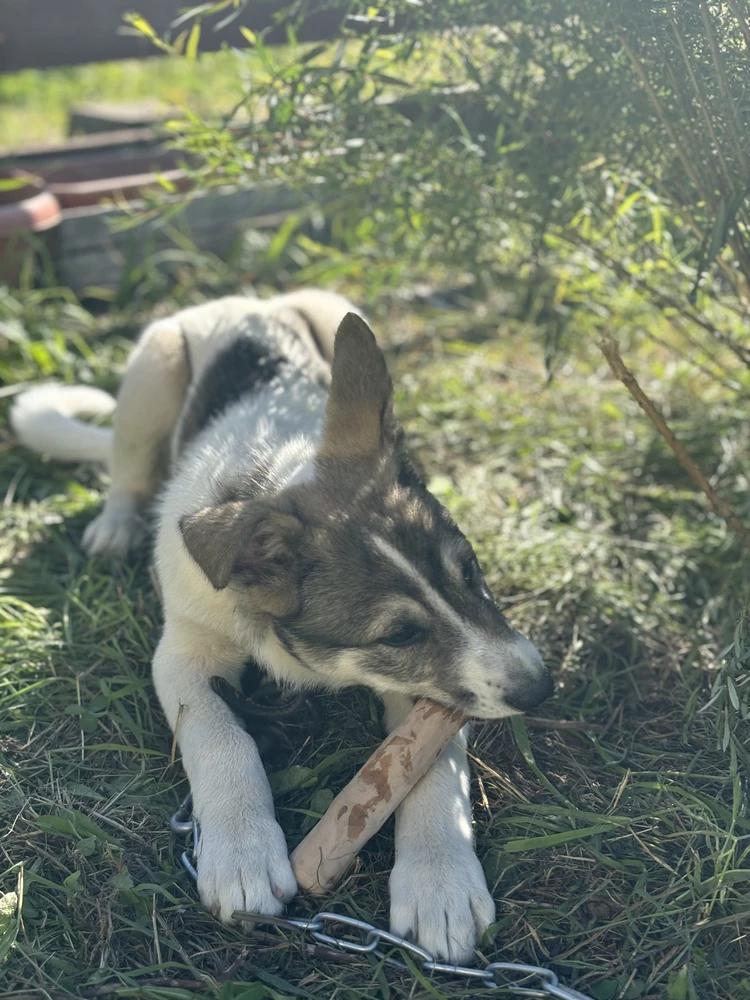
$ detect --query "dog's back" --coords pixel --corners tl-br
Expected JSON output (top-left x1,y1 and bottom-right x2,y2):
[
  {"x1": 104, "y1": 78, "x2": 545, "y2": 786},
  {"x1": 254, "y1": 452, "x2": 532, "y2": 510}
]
[
  {"x1": 170, "y1": 298, "x2": 331, "y2": 467},
  {"x1": 10, "y1": 289, "x2": 359, "y2": 472}
]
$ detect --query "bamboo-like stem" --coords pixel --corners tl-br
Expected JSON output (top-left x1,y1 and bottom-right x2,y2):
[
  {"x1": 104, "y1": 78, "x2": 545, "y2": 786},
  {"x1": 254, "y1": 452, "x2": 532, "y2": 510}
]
[
  {"x1": 699, "y1": 0, "x2": 748, "y2": 172},
  {"x1": 667, "y1": 7, "x2": 734, "y2": 193},
  {"x1": 618, "y1": 35, "x2": 705, "y2": 197},
  {"x1": 600, "y1": 336, "x2": 750, "y2": 551}
]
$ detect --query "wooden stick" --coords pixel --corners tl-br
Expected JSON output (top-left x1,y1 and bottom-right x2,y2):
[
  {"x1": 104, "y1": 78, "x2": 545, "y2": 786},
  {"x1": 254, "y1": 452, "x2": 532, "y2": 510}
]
[
  {"x1": 291, "y1": 699, "x2": 467, "y2": 894},
  {"x1": 600, "y1": 335, "x2": 750, "y2": 550}
]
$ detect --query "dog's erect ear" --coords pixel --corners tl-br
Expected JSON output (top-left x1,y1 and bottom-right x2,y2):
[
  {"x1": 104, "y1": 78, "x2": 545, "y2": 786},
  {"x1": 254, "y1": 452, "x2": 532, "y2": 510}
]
[
  {"x1": 180, "y1": 500, "x2": 304, "y2": 612},
  {"x1": 319, "y1": 313, "x2": 395, "y2": 460}
]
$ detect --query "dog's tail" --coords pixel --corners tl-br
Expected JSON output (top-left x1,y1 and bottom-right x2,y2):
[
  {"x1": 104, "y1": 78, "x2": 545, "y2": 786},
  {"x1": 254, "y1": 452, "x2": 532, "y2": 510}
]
[{"x1": 10, "y1": 384, "x2": 116, "y2": 464}]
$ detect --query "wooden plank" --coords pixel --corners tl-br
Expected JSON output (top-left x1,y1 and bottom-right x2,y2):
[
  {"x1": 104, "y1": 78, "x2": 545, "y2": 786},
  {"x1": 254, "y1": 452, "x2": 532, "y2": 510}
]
[
  {"x1": 0, "y1": 1, "x2": 372, "y2": 73},
  {"x1": 4, "y1": 129, "x2": 161, "y2": 170},
  {"x1": 56, "y1": 181, "x2": 315, "y2": 292}
]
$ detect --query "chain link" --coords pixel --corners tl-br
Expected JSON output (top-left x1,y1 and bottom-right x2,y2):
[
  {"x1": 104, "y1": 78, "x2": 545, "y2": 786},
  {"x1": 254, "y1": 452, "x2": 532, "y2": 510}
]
[{"x1": 171, "y1": 796, "x2": 595, "y2": 999}]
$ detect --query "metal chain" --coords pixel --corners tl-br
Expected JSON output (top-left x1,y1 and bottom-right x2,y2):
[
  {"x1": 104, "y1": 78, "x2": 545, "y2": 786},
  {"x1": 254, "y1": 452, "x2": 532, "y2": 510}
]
[{"x1": 170, "y1": 796, "x2": 595, "y2": 999}]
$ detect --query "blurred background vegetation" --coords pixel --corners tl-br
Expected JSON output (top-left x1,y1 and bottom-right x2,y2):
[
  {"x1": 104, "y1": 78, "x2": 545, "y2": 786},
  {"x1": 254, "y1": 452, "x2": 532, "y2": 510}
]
[{"x1": 132, "y1": 0, "x2": 750, "y2": 363}]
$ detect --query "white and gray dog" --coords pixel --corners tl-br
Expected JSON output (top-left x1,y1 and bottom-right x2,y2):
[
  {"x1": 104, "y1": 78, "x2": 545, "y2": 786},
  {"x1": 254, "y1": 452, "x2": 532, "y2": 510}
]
[{"x1": 11, "y1": 290, "x2": 552, "y2": 962}]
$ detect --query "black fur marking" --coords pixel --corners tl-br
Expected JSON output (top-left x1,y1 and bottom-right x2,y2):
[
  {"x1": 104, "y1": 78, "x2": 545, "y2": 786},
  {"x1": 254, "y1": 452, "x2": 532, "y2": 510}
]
[
  {"x1": 177, "y1": 338, "x2": 286, "y2": 452},
  {"x1": 181, "y1": 330, "x2": 193, "y2": 384}
]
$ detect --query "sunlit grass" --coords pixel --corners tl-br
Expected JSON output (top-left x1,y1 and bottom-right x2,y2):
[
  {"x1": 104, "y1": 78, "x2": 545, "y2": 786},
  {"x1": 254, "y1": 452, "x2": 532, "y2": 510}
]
[{"x1": 0, "y1": 49, "x2": 254, "y2": 149}]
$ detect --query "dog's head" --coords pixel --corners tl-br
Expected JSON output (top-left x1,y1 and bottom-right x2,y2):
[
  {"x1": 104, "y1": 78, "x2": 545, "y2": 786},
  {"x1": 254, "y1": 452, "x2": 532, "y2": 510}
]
[{"x1": 181, "y1": 313, "x2": 552, "y2": 718}]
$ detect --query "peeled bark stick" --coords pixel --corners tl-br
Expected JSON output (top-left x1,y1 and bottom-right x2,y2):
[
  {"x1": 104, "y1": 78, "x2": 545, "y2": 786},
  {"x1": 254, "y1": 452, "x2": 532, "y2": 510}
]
[
  {"x1": 600, "y1": 335, "x2": 750, "y2": 551},
  {"x1": 290, "y1": 699, "x2": 467, "y2": 894}
]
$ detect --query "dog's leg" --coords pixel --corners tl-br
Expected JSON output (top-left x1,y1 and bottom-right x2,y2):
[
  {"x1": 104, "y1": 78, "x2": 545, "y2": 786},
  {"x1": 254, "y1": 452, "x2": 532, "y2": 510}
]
[
  {"x1": 153, "y1": 624, "x2": 296, "y2": 921},
  {"x1": 83, "y1": 319, "x2": 189, "y2": 557},
  {"x1": 382, "y1": 693, "x2": 496, "y2": 964}
]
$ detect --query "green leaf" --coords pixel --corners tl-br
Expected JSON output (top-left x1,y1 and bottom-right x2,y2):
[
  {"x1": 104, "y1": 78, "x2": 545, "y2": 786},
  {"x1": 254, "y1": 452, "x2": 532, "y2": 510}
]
[
  {"x1": 79, "y1": 709, "x2": 99, "y2": 733},
  {"x1": 172, "y1": 28, "x2": 189, "y2": 55},
  {"x1": 667, "y1": 966, "x2": 689, "y2": 1000},
  {"x1": 29, "y1": 341, "x2": 56, "y2": 375},
  {"x1": 63, "y1": 871, "x2": 84, "y2": 895},
  {"x1": 509, "y1": 717, "x2": 568, "y2": 802},
  {"x1": 706, "y1": 192, "x2": 745, "y2": 266},
  {"x1": 0, "y1": 177, "x2": 31, "y2": 192},
  {"x1": 124, "y1": 12, "x2": 158, "y2": 40},
  {"x1": 251, "y1": 968, "x2": 317, "y2": 999},
  {"x1": 109, "y1": 871, "x2": 134, "y2": 891},
  {"x1": 589, "y1": 980, "x2": 619, "y2": 1000},
  {"x1": 503, "y1": 822, "x2": 617, "y2": 853},
  {"x1": 232, "y1": 985, "x2": 283, "y2": 1000},
  {"x1": 77, "y1": 836, "x2": 98, "y2": 857},
  {"x1": 309, "y1": 788, "x2": 334, "y2": 815},
  {"x1": 122, "y1": 13, "x2": 174, "y2": 53},
  {"x1": 269, "y1": 765, "x2": 316, "y2": 795},
  {"x1": 616, "y1": 190, "x2": 642, "y2": 217},
  {"x1": 185, "y1": 23, "x2": 201, "y2": 60},
  {"x1": 266, "y1": 212, "x2": 303, "y2": 262},
  {"x1": 35, "y1": 810, "x2": 121, "y2": 846}
]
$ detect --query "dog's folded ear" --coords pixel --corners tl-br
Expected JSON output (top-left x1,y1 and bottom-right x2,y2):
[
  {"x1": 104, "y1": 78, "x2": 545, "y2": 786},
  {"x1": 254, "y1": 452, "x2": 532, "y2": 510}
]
[
  {"x1": 319, "y1": 312, "x2": 396, "y2": 460},
  {"x1": 179, "y1": 500, "x2": 304, "y2": 611}
]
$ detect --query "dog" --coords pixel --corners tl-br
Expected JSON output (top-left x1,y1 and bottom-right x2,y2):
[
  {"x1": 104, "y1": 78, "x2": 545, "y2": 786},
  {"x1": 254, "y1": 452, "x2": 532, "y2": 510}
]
[{"x1": 11, "y1": 289, "x2": 552, "y2": 963}]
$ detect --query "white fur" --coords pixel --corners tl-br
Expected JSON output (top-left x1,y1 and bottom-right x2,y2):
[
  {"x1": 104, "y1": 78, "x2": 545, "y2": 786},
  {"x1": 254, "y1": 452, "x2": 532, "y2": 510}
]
[
  {"x1": 382, "y1": 693, "x2": 496, "y2": 963},
  {"x1": 462, "y1": 632, "x2": 547, "y2": 718},
  {"x1": 372, "y1": 533, "x2": 468, "y2": 631},
  {"x1": 10, "y1": 384, "x2": 115, "y2": 464},
  {"x1": 153, "y1": 623, "x2": 296, "y2": 921},
  {"x1": 10, "y1": 288, "x2": 496, "y2": 963}
]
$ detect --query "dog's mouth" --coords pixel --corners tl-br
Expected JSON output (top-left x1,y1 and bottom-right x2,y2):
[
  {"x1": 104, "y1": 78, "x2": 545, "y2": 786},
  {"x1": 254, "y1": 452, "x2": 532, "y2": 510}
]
[{"x1": 440, "y1": 668, "x2": 555, "y2": 721}]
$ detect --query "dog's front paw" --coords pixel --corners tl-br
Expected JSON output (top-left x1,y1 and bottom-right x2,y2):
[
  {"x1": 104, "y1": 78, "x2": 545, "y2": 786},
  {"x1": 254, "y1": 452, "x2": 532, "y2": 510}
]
[
  {"x1": 389, "y1": 845, "x2": 495, "y2": 964},
  {"x1": 83, "y1": 499, "x2": 144, "y2": 557},
  {"x1": 196, "y1": 820, "x2": 297, "y2": 924}
]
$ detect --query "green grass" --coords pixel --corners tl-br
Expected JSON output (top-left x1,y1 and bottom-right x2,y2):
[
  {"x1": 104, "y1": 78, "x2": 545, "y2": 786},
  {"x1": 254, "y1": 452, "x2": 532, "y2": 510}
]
[
  {"x1": 0, "y1": 50, "x2": 254, "y2": 149},
  {"x1": 1, "y1": 274, "x2": 750, "y2": 1000}
]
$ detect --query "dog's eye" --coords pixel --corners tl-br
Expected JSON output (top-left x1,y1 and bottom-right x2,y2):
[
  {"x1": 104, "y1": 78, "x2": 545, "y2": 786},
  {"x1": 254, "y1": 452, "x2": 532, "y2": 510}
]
[{"x1": 381, "y1": 624, "x2": 425, "y2": 648}]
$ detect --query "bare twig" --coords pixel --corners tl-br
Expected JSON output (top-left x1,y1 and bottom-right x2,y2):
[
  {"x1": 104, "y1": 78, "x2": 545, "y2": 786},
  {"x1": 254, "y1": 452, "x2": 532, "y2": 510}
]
[
  {"x1": 600, "y1": 336, "x2": 750, "y2": 550},
  {"x1": 699, "y1": 0, "x2": 748, "y2": 172},
  {"x1": 618, "y1": 35, "x2": 704, "y2": 196},
  {"x1": 221, "y1": 946, "x2": 251, "y2": 979}
]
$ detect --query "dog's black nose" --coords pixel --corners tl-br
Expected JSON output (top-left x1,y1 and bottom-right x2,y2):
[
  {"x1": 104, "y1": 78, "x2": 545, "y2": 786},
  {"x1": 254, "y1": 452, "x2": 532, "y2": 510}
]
[{"x1": 504, "y1": 669, "x2": 554, "y2": 712}]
